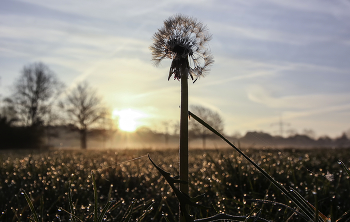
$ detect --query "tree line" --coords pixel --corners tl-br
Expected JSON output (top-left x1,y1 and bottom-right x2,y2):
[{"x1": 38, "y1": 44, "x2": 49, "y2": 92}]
[
  {"x1": 0, "y1": 62, "x2": 225, "y2": 149},
  {"x1": 0, "y1": 62, "x2": 107, "y2": 149},
  {"x1": 3, "y1": 62, "x2": 349, "y2": 150}
]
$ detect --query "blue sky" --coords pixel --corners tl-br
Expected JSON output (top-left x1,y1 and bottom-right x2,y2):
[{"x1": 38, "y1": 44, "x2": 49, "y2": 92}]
[{"x1": 1, "y1": 0, "x2": 350, "y2": 138}]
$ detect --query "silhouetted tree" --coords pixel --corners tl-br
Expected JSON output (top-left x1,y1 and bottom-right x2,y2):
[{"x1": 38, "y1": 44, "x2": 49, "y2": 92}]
[
  {"x1": 7, "y1": 62, "x2": 63, "y2": 126},
  {"x1": 345, "y1": 129, "x2": 350, "y2": 138},
  {"x1": 189, "y1": 105, "x2": 224, "y2": 148},
  {"x1": 335, "y1": 133, "x2": 349, "y2": 148},
  {"x1": 0, "y1": 112, "x2": 43, "y2": 149},
  {"x1": 1, "y1": 98, "x2": 18, "y2": 124},
  {"x1": 302, "y1": 128, "x2": 316, "y2": 139},
  {"x1": 286, "y1": 128, "x2": 298, "y2": 137},
  {"x1": 60, "y1": 82, "x2": 106, "y2": 149},
  {"x1": 97, "y1": 110, "x2": 116, "y2": 148},
  {"x1": 160, "y1": 121, "x2": 172, "y2": 145}
]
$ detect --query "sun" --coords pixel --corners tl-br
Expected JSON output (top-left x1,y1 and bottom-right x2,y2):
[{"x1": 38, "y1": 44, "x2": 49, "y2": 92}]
[{"x1": 112, "y1": 108, "x2": 146, "y2": 132}]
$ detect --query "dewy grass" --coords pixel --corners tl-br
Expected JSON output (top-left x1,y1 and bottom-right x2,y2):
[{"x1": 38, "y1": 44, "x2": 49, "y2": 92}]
[
  {"x1": 21, "y1": 189, "x2": 40, "y2": 222},
  {"x1": 21, "y1": 165, "x2": 154, "y2": 222},
  {"x1": 58, "y1": 174, "x2": 117, "y2": 222},
  {"x1": 148, "y1": 154, "x2": 271, "y2": 222},
  {"x1": 2, "y1": 147, "x2": 349, "y2": 221},
  {"x1": 188, "y1": 110, "x2": 350, "y2": 222},
  {"x1": 189, "y1": 110, "x2": 315, "y2": 220}
]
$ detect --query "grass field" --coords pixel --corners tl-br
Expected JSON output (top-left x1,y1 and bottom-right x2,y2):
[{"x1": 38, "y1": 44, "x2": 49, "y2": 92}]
[{"x1": 0, "y1": 147, "x2": 349, "y2": 221}]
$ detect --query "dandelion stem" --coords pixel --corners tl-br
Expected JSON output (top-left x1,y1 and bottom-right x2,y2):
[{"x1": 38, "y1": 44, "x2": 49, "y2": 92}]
[
  {"x1": 179, "y1": 60, "x2": 189, "y2": 194},
  {"x1": 179, "y1": 60, "x2": 189, "y2": 221}
]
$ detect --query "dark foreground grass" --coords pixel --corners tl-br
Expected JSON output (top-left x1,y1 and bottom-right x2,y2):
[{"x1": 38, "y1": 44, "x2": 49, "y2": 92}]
[{"x1": 0, "y1": 148, "x2": 349, "y2": 221}]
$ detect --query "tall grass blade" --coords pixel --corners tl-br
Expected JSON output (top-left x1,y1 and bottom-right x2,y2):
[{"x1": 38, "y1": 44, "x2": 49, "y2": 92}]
[
  {"x1": 92, "y1": 173, "x2": 99, "y2": 222},
  {"x1": 107, "y1": 184, "x2": 113, "y2": 202},
  {"x1": 248, "y1": 199, "x2": 311, "y2": 218},
  {"x1": 188, "y1": 111, "x2": 318, "y2": 222},
  {"x1": 336, "y1": 210, "x2": 350, "y2": 222},
  {"x1": 162, "y1": 215, "x2": 172, "y2": 222},
  {"x1": 21, "y1": 189, "x2": 40, "y2": 222},
  {"x1": 96, "y1": 201, "x2": 113, "y2": 222},
  {"x1": 136, "y1": 202, "x2": 154, "y2": 221},
  {"x1": 108, "y1": 200, "x2": 123, "y2": 212},
  {"x1": 253, "y1": 210, "x2": 262, "y2": 222},
  {"x1": 338, "y1": 160, "x2": 350, "y2": 177},
  {"x1": 68, "y1": 182, "x2": 77, "y2": 222},
  {"x1": 314, "y1": 193, "x2": 319, "y2": 222},
  {"x1": 59, "y1": 208, "x2": 84, "y2": 222},
  {"x1": 121, "y1": 201, "x2": 134, "y2": 222},
  {"x1": 193, "y1": 213, "x2": 270, "y2": 222},
  {"x1": 163, "y1": 198, "x2": 176, "y2": 221},
  {"x1": 290, "y1": 188, "x2": 319, "y2": 220},
  {"x1": 40, "y1": 195, "x2": 44, "y2": 222}
]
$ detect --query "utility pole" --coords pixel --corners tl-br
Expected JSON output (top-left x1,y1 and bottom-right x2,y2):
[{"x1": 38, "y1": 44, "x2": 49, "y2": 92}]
[
  {"x1": 271, "y1": 115, "x2": 290, "y2": 137},
  {"x1": 162, "y1": 121, "x2": 170, "y2": 146}
]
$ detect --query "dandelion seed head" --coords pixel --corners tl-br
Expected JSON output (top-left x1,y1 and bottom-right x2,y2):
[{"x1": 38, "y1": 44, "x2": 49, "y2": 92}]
[{"x1": 150, "y1": 14, "x2": 214, "y2": 82}]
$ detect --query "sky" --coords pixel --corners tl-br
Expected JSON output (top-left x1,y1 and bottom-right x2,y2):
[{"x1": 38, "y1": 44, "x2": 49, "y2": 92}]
[{"x1": 0, "y1": 0, "x2": 350, "y2": 138}]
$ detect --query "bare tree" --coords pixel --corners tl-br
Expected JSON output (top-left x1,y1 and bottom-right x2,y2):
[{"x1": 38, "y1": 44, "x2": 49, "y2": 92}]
[
  {"x1": 302, "y1": 128, "x2": 316, "y2": 139},
  {"x1": 98, "y1": 110, "x2": 116, "y2": 149},
  {"x1": 8, "y1": 62, "x2": 63, "y2": 126},
  {"x1": 1, "y1": 98, "x2": 18, "y2": 124},
  {"x1": 189, "y1": 105, "x2": 224, "y2": 148},
  {"x1": 61, "y1": 82, "x2": 106, "y2": 149},
  {"x1": 161, "y1": 120, "x2": 172, "y2": 146}
]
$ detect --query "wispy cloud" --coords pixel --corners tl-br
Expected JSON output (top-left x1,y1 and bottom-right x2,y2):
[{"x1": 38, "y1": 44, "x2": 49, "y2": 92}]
[
  {"x1": 1, "y1": 0, "x2": 350, "y2": 137},
  {"x1": 247, "y1": 84, "x2": 350, "y2": 109},
  {"x1": 211, "y1": 22, "x2": 328, "y2": 45},
  {"x1": 284, "y1": 103, "x2": 350, "y2": 120},
  {"x1": 264, "y1": 0, "x2": 350, "y2": 19}
]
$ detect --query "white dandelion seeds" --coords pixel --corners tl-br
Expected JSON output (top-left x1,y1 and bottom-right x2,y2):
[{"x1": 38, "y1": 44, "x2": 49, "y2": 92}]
[{"x1": 150, "y1": 14, "x2": 214, "y2": 82}]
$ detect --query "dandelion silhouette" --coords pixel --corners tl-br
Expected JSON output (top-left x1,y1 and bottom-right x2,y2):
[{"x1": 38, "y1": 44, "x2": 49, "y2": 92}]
[
  {"x1": 150, "y1": 14, "x2": 214, "y2": 82},
  {"x1": 150, "y1": 14, "x2": 213, "y2": 221}
]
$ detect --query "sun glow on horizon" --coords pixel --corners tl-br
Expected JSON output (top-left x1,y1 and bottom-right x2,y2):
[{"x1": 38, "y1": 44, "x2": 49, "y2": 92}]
[{"x1": 112, "y1": 108, "x2": 147, "y2": 132}]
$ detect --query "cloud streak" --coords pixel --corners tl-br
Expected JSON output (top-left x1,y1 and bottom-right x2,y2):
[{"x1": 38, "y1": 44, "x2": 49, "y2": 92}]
[{"x1": 1, "y1": 0, "x2": 350, "y2": 137}]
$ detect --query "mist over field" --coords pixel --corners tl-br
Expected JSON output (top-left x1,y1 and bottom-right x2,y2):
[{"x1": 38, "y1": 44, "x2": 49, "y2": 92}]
[{"x1": 43, "y1": 126, "x2": 350, "y2": 150}]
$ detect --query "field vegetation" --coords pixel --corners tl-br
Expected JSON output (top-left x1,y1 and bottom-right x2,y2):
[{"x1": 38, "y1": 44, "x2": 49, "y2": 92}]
[{"x1": 0, "y1": 147, "x2": 349, "y2": 221}]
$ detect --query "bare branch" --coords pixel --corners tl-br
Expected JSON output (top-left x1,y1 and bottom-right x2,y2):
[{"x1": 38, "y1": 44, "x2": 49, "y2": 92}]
[{"x1": 62, "y1": 81, "x2": 106, "y2": 149}]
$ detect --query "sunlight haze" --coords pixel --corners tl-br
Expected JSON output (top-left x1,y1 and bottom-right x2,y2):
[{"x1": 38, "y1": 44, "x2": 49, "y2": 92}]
[
  {"x1": 112, "y1": 108, "x2": 148, "y2": 132},
  {"x1": 1, "y1": 0, "x2": 350, "y2": 138}
]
